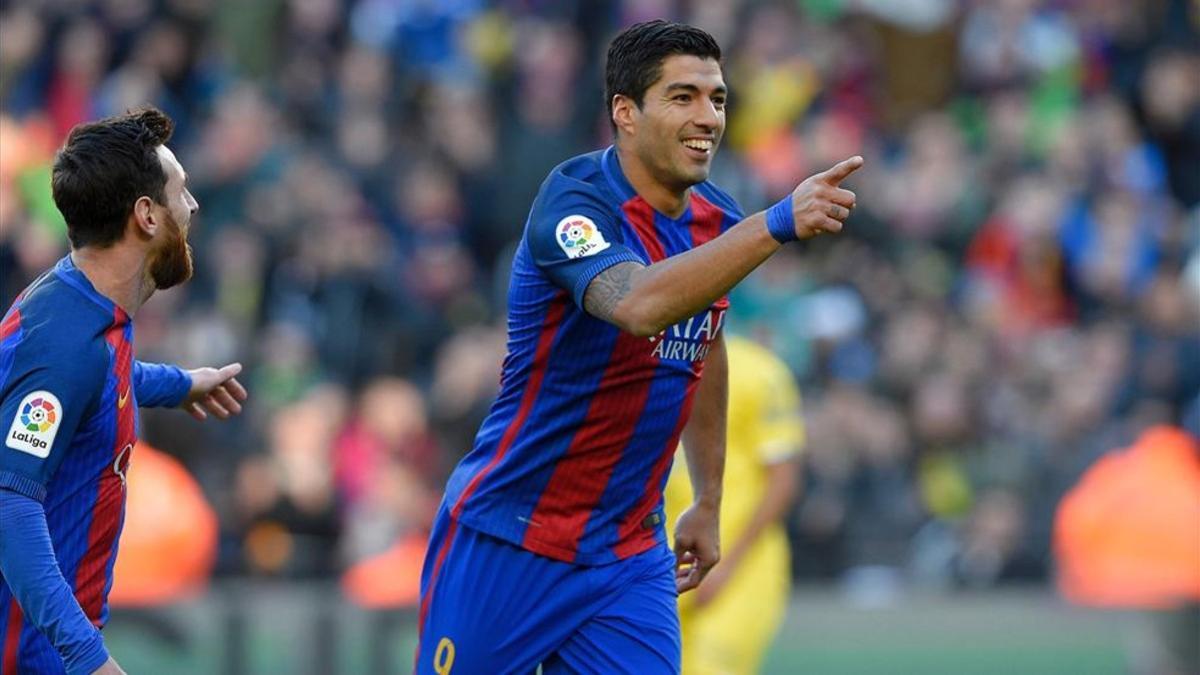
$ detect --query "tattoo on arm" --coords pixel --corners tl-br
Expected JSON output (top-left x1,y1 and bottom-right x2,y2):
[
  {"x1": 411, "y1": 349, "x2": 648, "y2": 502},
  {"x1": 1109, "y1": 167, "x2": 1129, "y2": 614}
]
[{"x1": 583, "y1": 262, "x2": 640, "y2": 322}]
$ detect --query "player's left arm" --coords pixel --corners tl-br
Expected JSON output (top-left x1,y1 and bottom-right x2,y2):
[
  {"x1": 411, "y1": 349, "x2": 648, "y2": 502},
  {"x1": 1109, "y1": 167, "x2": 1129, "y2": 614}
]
[
  {"x1": 696, "y1": 456, "x2": 799, "y2": 607},
  {"x1": 674, "y1": 332, "x2": 727, "y2": 594},
  {"x1": 696, "y1": 350, "x2": 804, "y2": 606},
  {"x1": 132, "y1": 360, "x2": 191, "y2": 407},
  {"x1": 133, "y1": 360, "x2": 247, "y2": 420},
  {"x1": 180, "y1": 363, "x2": 247, "y2": 421}
]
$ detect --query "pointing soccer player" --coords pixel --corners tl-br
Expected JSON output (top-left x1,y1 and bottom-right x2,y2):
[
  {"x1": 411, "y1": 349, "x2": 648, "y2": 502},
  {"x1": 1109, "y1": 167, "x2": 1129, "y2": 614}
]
[
  {"x1": 416, "y1": 20, "x2": 861, "y2": 673},
  {"x1": 0, "y1": 108, "x2": 247, "y2": 675}
]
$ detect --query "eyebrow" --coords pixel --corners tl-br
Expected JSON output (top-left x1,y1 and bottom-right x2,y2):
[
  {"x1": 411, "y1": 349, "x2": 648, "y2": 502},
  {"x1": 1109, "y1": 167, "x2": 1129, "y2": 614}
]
[{"x1": 664, "y1": 82, "x2": 728, "y2": 96}]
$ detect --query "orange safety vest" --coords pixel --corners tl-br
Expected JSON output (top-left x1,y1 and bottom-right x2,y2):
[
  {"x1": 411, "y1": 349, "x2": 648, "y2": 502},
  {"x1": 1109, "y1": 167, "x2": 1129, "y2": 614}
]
[
  {"x1": 109, "y1": 442, "x2": 218, "y2": 606},
  {"x1": 1054, "y1": 426, "x2": 1200, "y2": 609},
  {"x1": 342, "y1": 533, "x2": 428, "y2": 609}
]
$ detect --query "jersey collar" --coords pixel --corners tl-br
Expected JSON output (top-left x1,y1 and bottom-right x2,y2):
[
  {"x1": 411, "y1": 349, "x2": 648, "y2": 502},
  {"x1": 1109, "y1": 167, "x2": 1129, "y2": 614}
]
[
  {"x1": 601, "y1": 146, "x2": 694, "y2": 224},
  {"x1": 54, "y1": 255, "x2": 129, "y2": 323},
  {"x1": 601, "y1": 145, "x2": 638, "y2": 204}
]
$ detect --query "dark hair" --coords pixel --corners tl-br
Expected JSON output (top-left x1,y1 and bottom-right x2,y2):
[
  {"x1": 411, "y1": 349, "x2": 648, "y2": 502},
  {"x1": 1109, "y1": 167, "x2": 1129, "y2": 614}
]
[
  {"x1": 605, "y1": 20, "x2": 722, "y2": 131},
  {"x1": 52, "y1": 107, "x2": 175, "y2": 249}
]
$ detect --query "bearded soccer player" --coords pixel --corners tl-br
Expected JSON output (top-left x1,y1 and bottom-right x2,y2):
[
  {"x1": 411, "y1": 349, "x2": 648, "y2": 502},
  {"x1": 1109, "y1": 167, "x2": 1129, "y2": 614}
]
[
  {"x1": 417, "y1": 20, "x2": 862, "y2": 673},
  {"x1": 0, "y1": 108, "x2": 247, "y2": 675}
]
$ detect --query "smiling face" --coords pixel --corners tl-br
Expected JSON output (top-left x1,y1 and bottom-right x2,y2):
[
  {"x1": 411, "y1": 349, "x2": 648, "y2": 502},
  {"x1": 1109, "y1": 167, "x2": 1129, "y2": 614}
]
[{"x1": 619, "y1": 54, "x2": 727, "y2": 192}]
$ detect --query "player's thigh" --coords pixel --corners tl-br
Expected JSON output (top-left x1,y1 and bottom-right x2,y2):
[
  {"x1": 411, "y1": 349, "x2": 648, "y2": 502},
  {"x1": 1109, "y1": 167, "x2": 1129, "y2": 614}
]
[
  {"x1": 548, "y1": 545, "x2": 680, "y2": 675},
  {"x1": 416, "y1": 522, "x2": 591, "y2": 675},
  {"x1": 682, "y1": 553, "x2": 790, "y2": 675}
]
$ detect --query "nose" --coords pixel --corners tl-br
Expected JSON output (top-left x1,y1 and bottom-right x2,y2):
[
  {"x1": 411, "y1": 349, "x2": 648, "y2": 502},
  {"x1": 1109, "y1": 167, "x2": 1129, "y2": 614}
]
[
  {"x1": 694, "y1": 97, "x2": 720, "y2": 131},
  {"x1": 186, "y1": 189, "x2": 199, "y2": 215}
]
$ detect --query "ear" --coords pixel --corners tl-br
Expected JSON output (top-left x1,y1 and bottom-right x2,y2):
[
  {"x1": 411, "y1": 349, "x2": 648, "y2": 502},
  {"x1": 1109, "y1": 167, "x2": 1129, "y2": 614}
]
[
  {"x1": 611, "y1": 95, "x2": 638, "y2": 137},
  {"x1": 132, "y1": 196, "x2": 158, "y2": 238}
]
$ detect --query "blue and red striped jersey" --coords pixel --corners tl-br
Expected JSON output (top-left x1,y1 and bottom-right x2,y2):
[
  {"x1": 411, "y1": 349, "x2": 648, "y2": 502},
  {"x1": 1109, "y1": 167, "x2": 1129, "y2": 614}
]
[
  {"x1": 443, "y1": 147, "x2": 744, "y2": 565},
  {"x1": 0, "y1": 255, "x2": 190, "y2": 674}
]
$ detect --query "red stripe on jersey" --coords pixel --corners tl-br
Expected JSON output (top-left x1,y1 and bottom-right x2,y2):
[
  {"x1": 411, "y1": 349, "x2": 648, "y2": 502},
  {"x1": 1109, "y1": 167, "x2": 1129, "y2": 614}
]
[
  {"x1": 0, "y1": 309, "x2": 20, "y2": 341},
  {"x1": 523, "y1": 331, "x2": 659, "y2": 560},
  {"x1": 689, "y1": 192, "x2": 725, "y2": 246},
  {"x1": 450, "y1": 292, "x2": 568, "y2": 520},
  {"x1": 623, "y1": 197, "x2": 667, "y2": 262},
  {"x1": 76, "y1": 311, "x2": 135, "y2": 624},
  {"x1": 416, "y1": 517, "x2": 459, "y2": 648},
  {"x1": 690, "y1": 192, "x2": 730, "y2": 311},
  {"x1": 3, "y1": 599, "x2": 21, "y2": 674},
  {"x1": 612, "y1": 371, "x2": 702, "y2": 559}
]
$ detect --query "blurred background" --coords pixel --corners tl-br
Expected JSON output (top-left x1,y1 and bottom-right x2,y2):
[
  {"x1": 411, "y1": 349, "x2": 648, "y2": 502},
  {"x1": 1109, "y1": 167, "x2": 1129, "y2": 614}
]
[{"x1": 1, "y1": 0, "x2": 1198, "y2": 673}]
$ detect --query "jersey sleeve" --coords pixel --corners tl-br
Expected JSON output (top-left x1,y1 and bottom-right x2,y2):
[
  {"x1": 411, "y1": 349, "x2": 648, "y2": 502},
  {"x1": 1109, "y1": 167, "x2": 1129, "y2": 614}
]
[
  {"x1": 524, "y1": 175, "x2": 644, "y2": 308},
  {"x1": 0, "y1": 490, "x2": 111, "y2": 674},
  {"x1": 748, "y1": 353, "x2": 805, "y2": 465},
  {"x1": 133, "y1": 360, "x2": 192, "y2": 408},
  {"x1": 0, "y1": 323, "x2": 104, "y2": 502}
]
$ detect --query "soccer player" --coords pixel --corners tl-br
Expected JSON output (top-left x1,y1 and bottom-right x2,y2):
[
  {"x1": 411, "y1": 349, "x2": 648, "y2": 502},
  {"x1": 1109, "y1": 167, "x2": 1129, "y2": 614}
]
[
  {"x1": 0, "y1": 108, "x2": 247, "y2": 675},
  {"x1": 664, "y1": 335, "x2": 804, "y2": 674},
  {"x1": 416, "y1": 20, "x2": 861, "y2": 673}
]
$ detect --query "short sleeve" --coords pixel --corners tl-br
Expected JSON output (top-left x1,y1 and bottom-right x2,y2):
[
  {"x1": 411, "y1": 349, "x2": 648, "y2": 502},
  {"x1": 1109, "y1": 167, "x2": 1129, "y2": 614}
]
[
  {"x1": 525, "y1": 175, "x2": 644, "y2": 308},
  {"x1": 0, "y1": 323, "x2": 103, "y2": 502}
]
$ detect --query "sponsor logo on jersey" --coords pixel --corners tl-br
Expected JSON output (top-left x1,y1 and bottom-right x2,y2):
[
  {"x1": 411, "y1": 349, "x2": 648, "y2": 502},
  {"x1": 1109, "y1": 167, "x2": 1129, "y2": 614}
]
[
  {"x1": 555, "y1": 215, "x2": 611, "y2": 259},
  {"x1": 648, "y1": 307, "x2": 726, "y2": 362},
  {"x1": 6, "y1": 390, "x2": 62, "y2": 458}
]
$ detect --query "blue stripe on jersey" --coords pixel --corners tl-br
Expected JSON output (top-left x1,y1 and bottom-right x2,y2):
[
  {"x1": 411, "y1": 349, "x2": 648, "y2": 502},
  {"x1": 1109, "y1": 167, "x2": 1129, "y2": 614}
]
[{"x1": 652, "y1": 209, "x2": 695, "y2": 259}]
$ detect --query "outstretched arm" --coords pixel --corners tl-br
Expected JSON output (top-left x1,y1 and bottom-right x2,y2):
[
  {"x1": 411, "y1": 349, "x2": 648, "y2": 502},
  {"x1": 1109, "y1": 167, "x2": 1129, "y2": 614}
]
[
  {"x1": 180, "y1": 362, "x2": 247, "y2": 421},
  {"x1": 133, "y1": 360, "x2": 192, "y2": 408},
  {"x1": 584, "y1": 157, "x2": 862, "y2": 335}
]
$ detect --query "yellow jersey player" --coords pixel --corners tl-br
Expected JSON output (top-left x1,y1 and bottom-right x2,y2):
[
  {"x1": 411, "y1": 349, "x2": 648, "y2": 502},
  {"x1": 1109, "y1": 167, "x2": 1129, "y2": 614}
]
[{"x1": 665, "y1": 335, "x2": 804, "y2": 675}]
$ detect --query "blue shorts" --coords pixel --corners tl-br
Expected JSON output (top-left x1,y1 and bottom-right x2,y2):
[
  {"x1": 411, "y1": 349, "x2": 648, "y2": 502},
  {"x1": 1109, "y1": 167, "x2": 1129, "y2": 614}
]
[{"x1": 415, "y1": 507, "x2": 680, "y2": 674}]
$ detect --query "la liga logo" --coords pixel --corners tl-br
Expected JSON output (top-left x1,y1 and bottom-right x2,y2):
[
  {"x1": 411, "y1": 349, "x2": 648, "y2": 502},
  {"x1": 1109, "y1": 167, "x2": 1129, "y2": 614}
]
[
  {"x1": 21, "y1": 397, "x2": 57, "y2": 433},
  {"x1": 559, "y1": 218, "x2": 596, "y2": 250},
  {"x1": 6, "y1": 390, "x2": 62, "y2": 458},
  {"x1": 555, "y1": 215, "x2": 611, "y2": 260}
]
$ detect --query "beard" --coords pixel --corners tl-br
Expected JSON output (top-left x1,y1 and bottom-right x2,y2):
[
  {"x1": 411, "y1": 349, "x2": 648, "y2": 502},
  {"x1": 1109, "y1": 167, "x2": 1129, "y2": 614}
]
[{"x1": 148, "y1": 210, "x2": 194, "y2": 290}]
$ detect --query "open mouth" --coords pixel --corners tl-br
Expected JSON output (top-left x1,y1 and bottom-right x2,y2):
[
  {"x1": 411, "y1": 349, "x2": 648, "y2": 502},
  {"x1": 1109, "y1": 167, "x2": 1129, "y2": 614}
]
[{"x1": 681, "y1": 138, "x2": 713, "y2": 158}]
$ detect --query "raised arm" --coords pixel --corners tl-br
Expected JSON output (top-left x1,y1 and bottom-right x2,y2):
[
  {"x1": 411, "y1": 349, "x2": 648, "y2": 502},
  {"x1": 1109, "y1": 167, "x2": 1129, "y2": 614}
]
[{"x1": 584, "y1": 156, "x2": 862, "y2": 335}]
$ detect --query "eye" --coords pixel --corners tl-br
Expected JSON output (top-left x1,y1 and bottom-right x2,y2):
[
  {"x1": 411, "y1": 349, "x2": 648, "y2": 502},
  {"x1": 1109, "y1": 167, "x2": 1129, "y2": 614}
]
[{"x1": 673, "y1": 94, "x2": 691, "y2": 103}]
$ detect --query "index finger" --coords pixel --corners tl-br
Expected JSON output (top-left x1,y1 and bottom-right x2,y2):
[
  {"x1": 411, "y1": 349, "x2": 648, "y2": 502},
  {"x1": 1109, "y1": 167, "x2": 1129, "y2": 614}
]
[
  {"x1": 225, "y1": 377, "x2": 249, "y2": 401},
  {"x1": 816, "y1": 155, "x2": 864, "y2": 185},
  {"x1": 217, "y1": 362, "x2": 243, "y2": 381}
]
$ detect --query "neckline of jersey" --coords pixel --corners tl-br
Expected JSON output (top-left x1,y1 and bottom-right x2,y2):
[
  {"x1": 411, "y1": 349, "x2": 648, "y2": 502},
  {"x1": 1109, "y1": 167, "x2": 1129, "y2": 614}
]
[
  {"x1": 601, "y1": 145, "x2": 694, "y2": 225},
  {"x1": 54, "y1": 254, "x2": 127, "y2": 321}
]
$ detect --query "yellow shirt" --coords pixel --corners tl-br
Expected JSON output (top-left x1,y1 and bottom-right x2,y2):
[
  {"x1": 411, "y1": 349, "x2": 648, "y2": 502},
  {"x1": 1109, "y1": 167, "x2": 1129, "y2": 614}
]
[{"x1": 664, "y1": 335, "x2": 805, "y2": 552}]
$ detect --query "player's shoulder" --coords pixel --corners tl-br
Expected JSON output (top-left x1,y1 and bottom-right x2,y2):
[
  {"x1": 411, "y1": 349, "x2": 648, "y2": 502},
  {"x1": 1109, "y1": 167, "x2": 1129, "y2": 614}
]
[
  {"x1": 7, "y1": 262, "x2": 116, "y2": 368},
  {"x1": 532, "y1": 149, "x2": 621, "y2": 213},
  {"x1": 693, "y1": 180, "x2": 745, "y2": 220}
]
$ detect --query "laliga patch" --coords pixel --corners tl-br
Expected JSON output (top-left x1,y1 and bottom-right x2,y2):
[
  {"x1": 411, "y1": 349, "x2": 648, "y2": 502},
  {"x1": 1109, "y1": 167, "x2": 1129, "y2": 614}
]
[
  {"x1": 6, "y1": 390, "x2": 62, "y2": 458},
  {"x1": 555, "y1": 215, "x2": 611, "y2": 260}
]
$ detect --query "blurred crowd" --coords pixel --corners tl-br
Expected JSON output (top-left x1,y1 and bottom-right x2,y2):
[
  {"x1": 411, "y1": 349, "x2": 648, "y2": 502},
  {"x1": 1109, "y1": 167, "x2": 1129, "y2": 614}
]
[{"x1": 1, "y1": 0, "x2": 1197, "y2": 595}]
